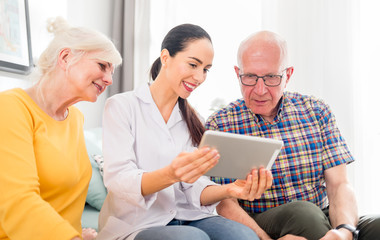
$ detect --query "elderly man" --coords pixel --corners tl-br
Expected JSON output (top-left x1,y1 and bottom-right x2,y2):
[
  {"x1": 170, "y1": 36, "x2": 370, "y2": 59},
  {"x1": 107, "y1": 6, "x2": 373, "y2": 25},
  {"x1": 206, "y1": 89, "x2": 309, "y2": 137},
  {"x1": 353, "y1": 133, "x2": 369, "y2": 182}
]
[{"x1": 206, "y1": 31, "x2": 380, "y2": 240}]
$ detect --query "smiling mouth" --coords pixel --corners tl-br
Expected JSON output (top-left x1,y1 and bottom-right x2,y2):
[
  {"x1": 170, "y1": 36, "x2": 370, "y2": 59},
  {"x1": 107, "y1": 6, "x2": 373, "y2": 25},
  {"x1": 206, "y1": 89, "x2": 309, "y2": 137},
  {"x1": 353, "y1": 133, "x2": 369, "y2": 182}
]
[
  {"x1": 93, "y1": 82, "x2": 104, "y2": 93},
  {"x1": 183, "y1": 81, "x2": 196, "y2": 92}
]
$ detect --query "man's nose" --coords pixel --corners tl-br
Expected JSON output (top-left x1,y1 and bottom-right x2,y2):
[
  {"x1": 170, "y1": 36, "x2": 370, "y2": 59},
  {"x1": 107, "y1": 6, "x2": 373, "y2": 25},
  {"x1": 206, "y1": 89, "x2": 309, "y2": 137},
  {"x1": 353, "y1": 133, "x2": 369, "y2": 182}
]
[{"x1": 253, "y1": 77, "x2": 267, "y2": 95}]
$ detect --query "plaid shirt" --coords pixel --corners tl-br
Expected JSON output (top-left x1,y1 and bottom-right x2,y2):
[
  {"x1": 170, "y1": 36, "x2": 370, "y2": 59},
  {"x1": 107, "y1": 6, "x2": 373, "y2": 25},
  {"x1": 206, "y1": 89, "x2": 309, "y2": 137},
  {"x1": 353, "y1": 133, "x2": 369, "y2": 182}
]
[{"x1": 205, "y1": 91, "x2": 354, "y2": 213}]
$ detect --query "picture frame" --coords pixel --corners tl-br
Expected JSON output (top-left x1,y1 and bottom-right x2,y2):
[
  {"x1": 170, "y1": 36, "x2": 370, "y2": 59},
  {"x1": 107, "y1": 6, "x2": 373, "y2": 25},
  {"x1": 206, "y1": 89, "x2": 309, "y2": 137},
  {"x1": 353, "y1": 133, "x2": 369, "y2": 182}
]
[{"x1": 0, "y1": 0, "x2": 33, "y2": 75}]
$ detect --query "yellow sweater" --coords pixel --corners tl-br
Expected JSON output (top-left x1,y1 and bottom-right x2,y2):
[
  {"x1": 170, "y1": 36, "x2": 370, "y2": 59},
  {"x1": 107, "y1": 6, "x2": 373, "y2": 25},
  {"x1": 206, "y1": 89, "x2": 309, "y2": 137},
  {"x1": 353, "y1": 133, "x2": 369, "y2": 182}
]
[{"x1": 0, "y1": 88, "x2": 92, "y2": 240}]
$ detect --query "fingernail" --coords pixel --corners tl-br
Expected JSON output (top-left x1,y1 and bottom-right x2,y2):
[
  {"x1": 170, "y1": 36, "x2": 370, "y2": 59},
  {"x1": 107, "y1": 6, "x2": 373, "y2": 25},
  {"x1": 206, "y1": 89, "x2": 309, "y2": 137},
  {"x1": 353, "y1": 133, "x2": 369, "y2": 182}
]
[{"x1": 202, "y1": 147, "x2": 210, "y2": 153}]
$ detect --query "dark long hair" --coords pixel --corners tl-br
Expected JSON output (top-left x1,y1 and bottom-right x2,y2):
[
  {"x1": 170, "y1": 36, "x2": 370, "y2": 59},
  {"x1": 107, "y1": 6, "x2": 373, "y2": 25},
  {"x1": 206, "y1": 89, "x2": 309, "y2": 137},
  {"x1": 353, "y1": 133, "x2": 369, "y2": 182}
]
[{"x1": 150, "y1": 24, "x2": 212, "y2": 146}]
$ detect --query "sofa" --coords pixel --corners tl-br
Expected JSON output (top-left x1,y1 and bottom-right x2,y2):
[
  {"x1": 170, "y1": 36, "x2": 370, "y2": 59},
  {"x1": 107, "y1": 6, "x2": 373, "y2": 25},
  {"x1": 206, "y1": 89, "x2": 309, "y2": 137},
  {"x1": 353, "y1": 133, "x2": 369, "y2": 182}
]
[{"x1": 81, "y1": 128, "x2": 106, "y2": 231}]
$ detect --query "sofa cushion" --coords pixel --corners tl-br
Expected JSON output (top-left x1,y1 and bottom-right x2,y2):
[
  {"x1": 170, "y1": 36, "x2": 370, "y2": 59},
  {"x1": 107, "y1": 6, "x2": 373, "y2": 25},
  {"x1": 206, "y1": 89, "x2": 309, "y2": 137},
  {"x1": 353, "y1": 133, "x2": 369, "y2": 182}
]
[
  {"x1": 81, "y1": 203, "x2": 100, "y2": 231},
  {"x1": 84, "y1": 128, "x2": 107, "y2": 211}
]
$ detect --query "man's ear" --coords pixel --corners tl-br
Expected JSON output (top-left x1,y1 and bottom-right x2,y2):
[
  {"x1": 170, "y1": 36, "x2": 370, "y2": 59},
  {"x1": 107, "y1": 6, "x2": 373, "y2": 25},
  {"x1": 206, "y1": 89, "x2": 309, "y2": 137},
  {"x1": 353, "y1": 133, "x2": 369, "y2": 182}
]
[
  {"x1": 57, "y1": 48, "x2": 71, "y2": 70},
  {"x1": 234, "y1": 66, "x2": 241, "y2": 80},
  {"x1": 160, "y1": 49, "x2": 169, "y2": 68},
  {"x1": 285, "y1": 66, "x2": 294, "y2": 85}
]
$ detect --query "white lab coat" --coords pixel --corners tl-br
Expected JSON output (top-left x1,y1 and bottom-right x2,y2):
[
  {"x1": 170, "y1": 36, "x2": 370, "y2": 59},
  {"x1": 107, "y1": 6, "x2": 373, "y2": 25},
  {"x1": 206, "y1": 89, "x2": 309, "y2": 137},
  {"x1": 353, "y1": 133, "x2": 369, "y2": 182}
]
[{"x1": 97, "y1": 83, "x2": 218, "y2": 240}]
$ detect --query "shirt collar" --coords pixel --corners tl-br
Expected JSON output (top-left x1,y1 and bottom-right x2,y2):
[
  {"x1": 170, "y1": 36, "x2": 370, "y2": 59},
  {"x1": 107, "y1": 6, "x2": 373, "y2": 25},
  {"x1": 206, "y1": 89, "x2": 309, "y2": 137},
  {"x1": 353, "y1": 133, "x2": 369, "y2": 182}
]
[
  {"x1": 134, "y1": 82, "x2": 182, "y2": 128},
  {"x1": 134, "y1": 82, "x2": 154, "y2": 104}
]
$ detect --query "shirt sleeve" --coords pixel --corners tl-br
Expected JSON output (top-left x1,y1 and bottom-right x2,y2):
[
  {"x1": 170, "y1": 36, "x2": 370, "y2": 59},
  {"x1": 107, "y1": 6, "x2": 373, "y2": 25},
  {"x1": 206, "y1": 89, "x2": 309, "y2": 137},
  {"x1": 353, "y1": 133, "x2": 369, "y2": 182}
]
[
  {"x1": 181, "y1": 176, "x2": 219, "y2": 212},
  {"x1": 313, "y1": 98, "x2": 355, "y2": 169},
  {"x1": 102, "y1": 96, "x2": 157, "y2": 209},
  {"x1": 0, "y1": 94, "x2": 79, "y2": 240}
]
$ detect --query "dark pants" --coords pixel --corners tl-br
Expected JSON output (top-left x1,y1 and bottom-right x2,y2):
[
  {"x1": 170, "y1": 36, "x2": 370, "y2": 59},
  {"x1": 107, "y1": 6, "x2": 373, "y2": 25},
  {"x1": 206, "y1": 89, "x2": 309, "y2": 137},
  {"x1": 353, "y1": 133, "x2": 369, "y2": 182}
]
[{"x1": 249, "y1": 201, "x2": 380, "y2": 240}]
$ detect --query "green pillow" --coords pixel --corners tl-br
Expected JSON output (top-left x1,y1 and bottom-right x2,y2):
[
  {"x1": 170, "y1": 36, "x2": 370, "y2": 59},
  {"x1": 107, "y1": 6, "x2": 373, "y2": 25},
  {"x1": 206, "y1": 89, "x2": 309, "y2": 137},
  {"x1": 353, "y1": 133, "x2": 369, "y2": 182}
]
[{"x1": 84, "y1": 128, "x2": 107, "y2": 211}]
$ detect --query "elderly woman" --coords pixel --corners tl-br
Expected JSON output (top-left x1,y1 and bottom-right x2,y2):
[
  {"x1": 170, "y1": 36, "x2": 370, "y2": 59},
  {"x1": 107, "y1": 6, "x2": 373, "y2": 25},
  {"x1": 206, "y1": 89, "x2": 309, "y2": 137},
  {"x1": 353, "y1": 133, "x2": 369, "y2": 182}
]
[{"x1": 0, "y1": 17, "x2": 122, "y2": 240}]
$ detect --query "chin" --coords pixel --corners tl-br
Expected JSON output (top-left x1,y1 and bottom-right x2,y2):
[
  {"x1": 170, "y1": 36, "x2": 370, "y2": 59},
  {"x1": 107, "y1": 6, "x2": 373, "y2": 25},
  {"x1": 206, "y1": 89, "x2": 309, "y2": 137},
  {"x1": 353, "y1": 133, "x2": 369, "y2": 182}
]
[
  {"x1": 87, "y1": 95, "x2": 98, "y2": 103},
  {"x1": 179, "y1": 92, "x2": 192, "y2": 99}
]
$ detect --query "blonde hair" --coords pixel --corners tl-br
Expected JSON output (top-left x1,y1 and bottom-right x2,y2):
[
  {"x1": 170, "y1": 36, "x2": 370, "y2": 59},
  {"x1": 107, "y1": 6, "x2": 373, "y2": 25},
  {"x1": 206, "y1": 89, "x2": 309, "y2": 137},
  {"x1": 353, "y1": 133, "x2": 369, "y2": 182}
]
[{"x1": 36, "y1": 16, "x2": 122, "y2": 79}]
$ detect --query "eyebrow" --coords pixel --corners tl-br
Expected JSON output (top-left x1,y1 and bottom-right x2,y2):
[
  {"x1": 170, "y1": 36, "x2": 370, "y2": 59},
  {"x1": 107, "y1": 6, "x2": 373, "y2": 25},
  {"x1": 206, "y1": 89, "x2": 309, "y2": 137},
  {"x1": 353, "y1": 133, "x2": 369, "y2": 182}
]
[{"x1": 189, "y1": 57, "x2": 212, "y2": 67}]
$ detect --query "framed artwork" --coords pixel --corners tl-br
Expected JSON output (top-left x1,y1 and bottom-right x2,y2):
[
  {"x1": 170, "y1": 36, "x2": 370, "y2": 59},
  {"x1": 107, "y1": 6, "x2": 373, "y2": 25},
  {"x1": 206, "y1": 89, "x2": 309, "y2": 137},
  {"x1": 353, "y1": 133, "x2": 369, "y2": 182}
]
[{"x1": 0, "y1": 0, "x2": 33, "y2": 75}]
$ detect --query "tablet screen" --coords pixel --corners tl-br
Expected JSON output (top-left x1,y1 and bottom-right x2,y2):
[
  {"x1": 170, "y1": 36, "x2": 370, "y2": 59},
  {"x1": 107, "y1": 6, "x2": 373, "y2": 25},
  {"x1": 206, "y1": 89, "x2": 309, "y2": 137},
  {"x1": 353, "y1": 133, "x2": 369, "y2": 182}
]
[{"x1": 199, "y1": 130, "x2": 283, "y2": 179}]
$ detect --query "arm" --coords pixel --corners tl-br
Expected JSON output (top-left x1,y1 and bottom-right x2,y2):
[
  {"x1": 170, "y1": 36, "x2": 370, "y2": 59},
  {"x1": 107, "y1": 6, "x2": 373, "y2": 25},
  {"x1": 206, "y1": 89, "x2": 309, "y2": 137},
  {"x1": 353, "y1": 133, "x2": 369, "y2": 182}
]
[
  {"x1": 200, "y1": 168, "x2": 272, "y2": 205},
  {"x1": 141, "y1": 148, "x2": 219, "y2": 196},
  {"x1": 315, "y1": 100, "x2": 357, "y2": 240},
  {"x1": 217, "y1": 198, "x2": 272, "y2": 240},
  {"x1": 321, "y1": 164, "x2": 358, "y2": 240},
  {"x1": 0, "y1": 94, "x2": 79, "y2": 239}
]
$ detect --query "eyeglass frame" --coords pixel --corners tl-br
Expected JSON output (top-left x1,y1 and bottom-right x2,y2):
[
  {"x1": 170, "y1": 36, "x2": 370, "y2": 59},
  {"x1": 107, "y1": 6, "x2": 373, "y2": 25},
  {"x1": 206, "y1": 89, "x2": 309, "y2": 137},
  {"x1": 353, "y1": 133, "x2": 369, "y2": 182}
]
[{"x1": 238, "y1": 68, "x2": 289, "y2": 87}]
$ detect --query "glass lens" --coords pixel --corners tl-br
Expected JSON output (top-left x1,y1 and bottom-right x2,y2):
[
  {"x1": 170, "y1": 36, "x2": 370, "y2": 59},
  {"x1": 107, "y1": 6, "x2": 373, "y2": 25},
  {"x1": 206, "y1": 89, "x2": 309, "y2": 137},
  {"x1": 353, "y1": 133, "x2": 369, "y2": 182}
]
[
  {"x1": 263, "y1": 76, "x2": 281, "y2": 86},
  {"x1": 241, "y1": 74, "x2": 257, "y2": 85}
]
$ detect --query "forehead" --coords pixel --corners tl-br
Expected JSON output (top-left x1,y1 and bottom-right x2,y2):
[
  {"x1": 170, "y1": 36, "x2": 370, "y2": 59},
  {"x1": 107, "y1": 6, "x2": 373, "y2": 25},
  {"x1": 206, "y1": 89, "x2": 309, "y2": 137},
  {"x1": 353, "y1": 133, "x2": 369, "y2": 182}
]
[
  {"x1": 240, "y1": 41, "x2": 284, "y2": 73},
  {"x1": 85, "y1": 51, "x2": 114, "y2": 64},
  {"x1": 178, "y1": 39, "x2": 214, "y2": 64},
  {"x1": 84, "y1": 52, "x2": 115, "y2": 71}
]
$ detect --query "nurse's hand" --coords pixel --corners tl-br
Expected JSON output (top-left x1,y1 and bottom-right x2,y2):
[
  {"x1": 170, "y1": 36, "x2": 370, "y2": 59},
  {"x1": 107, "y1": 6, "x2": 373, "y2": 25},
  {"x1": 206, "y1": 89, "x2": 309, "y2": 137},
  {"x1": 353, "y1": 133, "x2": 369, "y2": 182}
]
[
  {"x1": 226, "y1": 167, "x2": 273, "y2": 201},
  {"x1": 168, "y1": 147, "x2": 219, "y2": 183}
]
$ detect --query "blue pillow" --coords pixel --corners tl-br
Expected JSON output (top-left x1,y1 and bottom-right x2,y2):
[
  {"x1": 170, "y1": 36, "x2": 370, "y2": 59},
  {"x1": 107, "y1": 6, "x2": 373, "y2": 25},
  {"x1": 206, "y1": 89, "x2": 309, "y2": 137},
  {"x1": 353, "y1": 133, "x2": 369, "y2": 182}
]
[{"x1": 84, "y1": 128, "x2": 107, "y2": 211}]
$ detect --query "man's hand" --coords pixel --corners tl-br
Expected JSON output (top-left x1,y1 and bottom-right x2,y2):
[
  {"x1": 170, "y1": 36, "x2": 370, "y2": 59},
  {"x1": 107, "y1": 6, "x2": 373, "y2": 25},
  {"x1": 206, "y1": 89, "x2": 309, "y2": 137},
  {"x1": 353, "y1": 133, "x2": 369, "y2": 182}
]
[{"x1": 226, "y1": 167, "x2": 273, "y2": 201}]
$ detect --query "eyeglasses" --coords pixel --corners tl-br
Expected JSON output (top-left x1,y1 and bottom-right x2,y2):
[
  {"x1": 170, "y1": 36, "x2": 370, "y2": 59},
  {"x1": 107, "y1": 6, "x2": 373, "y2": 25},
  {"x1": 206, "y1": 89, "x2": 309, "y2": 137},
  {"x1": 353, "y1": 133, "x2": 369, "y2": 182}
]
[{"x1": 239, "y1": 68, "x2": 289, "y2": 87}]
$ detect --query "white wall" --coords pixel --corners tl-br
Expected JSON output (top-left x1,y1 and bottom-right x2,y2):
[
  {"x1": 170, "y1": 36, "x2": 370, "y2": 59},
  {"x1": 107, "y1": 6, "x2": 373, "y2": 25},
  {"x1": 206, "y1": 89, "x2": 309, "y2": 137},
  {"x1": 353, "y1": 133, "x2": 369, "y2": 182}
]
[{"x1": 0, "y1": 0, "x2": 114, "y2": 129}]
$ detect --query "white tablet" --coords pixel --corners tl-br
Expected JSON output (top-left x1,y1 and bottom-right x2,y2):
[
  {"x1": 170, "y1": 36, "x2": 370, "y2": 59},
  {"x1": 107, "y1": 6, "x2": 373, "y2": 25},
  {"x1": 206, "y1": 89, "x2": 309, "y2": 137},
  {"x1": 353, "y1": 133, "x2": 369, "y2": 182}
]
[{"x1": 199, "y1": 130, "x2": 283, "y2": 179}]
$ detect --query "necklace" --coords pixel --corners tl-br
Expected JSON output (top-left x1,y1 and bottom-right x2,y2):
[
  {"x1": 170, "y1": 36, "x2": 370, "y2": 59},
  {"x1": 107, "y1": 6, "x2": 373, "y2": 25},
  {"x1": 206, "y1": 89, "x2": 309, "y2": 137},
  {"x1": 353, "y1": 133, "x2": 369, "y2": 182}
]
[{"x1": 63, "y1": 109, "x2": 69, "y2": 119}]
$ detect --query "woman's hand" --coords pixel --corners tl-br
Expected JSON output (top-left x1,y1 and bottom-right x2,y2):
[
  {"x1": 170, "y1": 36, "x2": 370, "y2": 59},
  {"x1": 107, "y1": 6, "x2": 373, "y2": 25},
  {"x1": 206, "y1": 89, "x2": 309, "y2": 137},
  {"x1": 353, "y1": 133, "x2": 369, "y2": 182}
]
[
  {"x1": 82, "y1": 228, "x2": 98, "y2": 240},
  {"x1": 168, "y1": 147, "x2": 219, "y2": 183},
  {"x1": 226, "y1": 167, "x2": 273, "y2": 201},
  {"x1": 141, "y1": 147, "x2": 219, "y2": 196}
]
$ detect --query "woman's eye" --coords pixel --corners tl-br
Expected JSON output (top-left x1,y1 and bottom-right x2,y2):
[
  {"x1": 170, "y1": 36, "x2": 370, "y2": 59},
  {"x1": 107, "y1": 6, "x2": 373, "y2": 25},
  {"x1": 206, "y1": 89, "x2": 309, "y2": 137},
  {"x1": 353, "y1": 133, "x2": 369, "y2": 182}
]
[
  {"x1": 189, "y1": 63, "x2": 197, "y2": 68},
  {"x1": 204, "y1": 68, "x2": 210, "y2": 73},
  {"x1": 98, "y1": 63, "x2": 106, "y2": 71}
]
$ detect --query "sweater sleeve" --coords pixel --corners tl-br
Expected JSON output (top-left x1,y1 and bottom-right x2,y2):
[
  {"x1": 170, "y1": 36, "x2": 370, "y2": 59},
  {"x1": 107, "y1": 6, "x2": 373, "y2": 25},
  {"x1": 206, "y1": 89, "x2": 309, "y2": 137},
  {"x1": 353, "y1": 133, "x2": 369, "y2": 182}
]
[{"x1": 0, "y1": 94, "x2": 79, "y2": 240}]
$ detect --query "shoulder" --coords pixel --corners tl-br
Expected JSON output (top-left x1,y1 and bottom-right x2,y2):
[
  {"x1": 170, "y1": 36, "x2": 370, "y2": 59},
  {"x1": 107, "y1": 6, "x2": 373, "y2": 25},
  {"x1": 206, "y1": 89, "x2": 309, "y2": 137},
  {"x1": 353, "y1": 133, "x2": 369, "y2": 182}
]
[
  {"x1": 0, "y1": 88, "x2": 34, "y2": 117},
  {"x1": 0, "y1": 89, "x2": 36, "y2": 133},
  {"x1": 0, "y1": 88, "x2": 26, "y2": 104},
  {"x1": 106, "y1": 83, "x2": 150, "y2": 108},
  {"x1": 103, "y1": 90, "x2": 142, "y2": 128},
  {"x1": 284, "y1": 92, "x2": 332, "y2": 115},
  {"x1": 105, "y1": 91, "x2": 137, "y2": 111},
  {"x1": 206, "y1": 98, "x2": 248, "y2": 129},
  {"x1": 208, "y1": 99, "x2": 246, "y2": 119}
]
